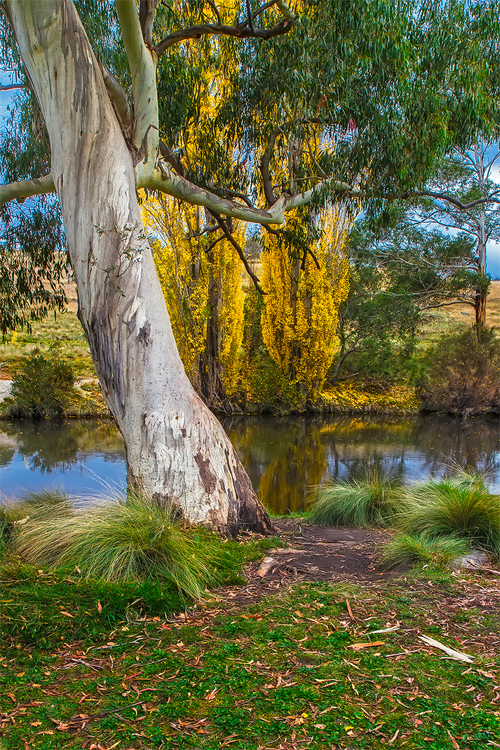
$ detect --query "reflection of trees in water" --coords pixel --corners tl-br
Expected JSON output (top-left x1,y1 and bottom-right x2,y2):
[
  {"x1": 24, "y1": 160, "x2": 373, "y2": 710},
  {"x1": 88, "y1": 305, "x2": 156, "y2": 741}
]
[
  {"x1": 413, "y1": 415, "x2": 500, "y2": 476},
  {"x1": 2, "y1": 414, "x2": 496, "y2": 505},
  {"x1": 258, "y1": 434, "x2": 325, "y2": 514},
  {"x1": 223, "y1": 414, "x2": 500, "y2": 513},
  {"x1": 223, "y1": 416, "x2": 327, "y2": 513},
  {"x1": 328, "y1": 454, "x2": 407, "y2": 483},
  {"x1": 0, "y1": 420, "x2": 124, "y2": 473}
]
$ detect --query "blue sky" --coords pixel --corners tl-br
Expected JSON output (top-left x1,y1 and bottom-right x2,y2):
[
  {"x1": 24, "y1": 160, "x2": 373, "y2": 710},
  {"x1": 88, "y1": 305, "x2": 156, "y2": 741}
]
[{"x1": 2, "y1": 71, "x2": 500, "y2": 277}]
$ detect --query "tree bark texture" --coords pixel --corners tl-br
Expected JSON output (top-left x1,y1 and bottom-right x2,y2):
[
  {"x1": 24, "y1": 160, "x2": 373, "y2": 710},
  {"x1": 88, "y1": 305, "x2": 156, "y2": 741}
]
[{"x1": 6, "y1": 0, "x2": 273, "y2": 534}]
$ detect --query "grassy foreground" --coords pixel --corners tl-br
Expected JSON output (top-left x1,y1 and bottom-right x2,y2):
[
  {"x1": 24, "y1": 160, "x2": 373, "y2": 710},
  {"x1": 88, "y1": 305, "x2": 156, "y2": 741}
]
[{"x1": 1, "y1": 540, "x2": 500, "y2": 749}]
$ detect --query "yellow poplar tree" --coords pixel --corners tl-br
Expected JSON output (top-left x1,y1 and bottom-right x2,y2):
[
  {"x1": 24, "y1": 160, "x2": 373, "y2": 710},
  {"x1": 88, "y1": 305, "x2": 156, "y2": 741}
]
[
  {"x1": 261, "y1": 205, "x2": 350, "y2": 398},
  {"x1": 141, "y1": 193, "x2": 245, "y2": 404}
]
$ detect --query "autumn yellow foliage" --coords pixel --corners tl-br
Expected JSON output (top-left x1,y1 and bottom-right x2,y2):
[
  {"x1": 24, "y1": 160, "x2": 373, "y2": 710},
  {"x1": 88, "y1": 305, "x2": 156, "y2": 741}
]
[
  {"x1": 141, "y1": 194, "x2": 244, "y2": 399},
  {"x1": 261, "y1": 206, "x2": 351, "y2": 398}
]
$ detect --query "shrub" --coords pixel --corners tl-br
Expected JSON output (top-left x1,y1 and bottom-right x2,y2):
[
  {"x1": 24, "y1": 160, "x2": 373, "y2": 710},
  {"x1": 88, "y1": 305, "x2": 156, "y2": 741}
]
[
  {"x1": 397, "y1": 472, "x2": 500, "y2": 559},
  {"x1": 382, "y1": 531, "x2": 470, "y2": 569},
  {"x1": 417, "y1": 327, "x2": 500, "y2": 415},
  {"x1": 10, "y1": 349, "x2": 75, "y2": 418},
  {"x1": 11, "y1": 494, "x2": 213, "y2": 599},
  {"x1": 310, "y1": 467, "x2": 401, "y2": 527},
  {"x1": 244, "y1": 352, "x2": 304, "y2": 413}
]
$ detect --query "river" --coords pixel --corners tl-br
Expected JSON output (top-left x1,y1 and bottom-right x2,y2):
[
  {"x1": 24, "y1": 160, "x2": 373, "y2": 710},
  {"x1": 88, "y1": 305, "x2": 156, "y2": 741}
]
[{"x1": 0, "y1": 415, "x2": 499, "y2": 513}]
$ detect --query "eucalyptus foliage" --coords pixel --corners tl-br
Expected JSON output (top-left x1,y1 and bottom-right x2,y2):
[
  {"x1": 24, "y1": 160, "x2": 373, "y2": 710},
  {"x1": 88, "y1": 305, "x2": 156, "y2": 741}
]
[{"x1": 2, "y1": 0, "x2": 500, "y2": 529}]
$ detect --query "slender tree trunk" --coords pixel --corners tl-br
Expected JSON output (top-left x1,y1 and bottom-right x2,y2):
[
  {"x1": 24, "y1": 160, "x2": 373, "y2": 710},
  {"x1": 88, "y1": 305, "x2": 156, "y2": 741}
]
[
  {"x1": 475, "y1": 212, "x2": 487, "y2": 331},
  {"x1": 289, "y1": 255, "x2": 301, "y2": 383},
  {"x1": 201, "y1": 259, "x2": 227, "y2": 408},
  {"x1": 7, "y1": 0, "x2": 273, "y2": 534}
]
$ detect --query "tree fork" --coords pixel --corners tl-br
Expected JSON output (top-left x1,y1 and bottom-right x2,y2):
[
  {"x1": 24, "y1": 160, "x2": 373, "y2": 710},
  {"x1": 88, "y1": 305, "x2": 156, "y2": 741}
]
[{"x1": 5, "y1": 0, "x2": 274, "y2": 535}]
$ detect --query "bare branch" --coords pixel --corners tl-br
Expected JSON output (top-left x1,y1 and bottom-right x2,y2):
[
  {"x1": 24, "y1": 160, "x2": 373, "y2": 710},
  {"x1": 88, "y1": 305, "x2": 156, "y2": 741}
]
[
  {"x1": 303, "y1": 247, "x2": 321, "y2": 271},
  {"x1": 409, "y1": 189, "x2": 500, "y2": 210},
  {"x1": 246, "y1": 0, "x2": 255, "y2": 33},
  {"x1": 154, "y1": 1, "x2": 292, "y2": 58},
  {"x1": 211, "y1": 211, "x2": 265, "y2": 294},
  {"x1": 0, "y1": 173, "x2": 55, "y2": 208},
  {"x1": 0, "y1": 82, "x2": 24, "y2": 90},
  {"x1": 260, "y1": 127, "x2": 281, "y2": 205},
  {"x1": 139, "y1": 0, "x2": 156, "y2": 48},
  {"x1": 159, "y1": 140, "x2": 186, "y2": 176},
  {"x1": 190, "y1": 223, "x2": 220, "y2": 237},
  {"x1": 205, "y1": 234, "x2": 225, "y2": 254},
  {"x1": 206, "y1": 0, "x2": 222, "y2": 25},
  {"x1": 217, "y1": 187, "x2": 255, "y2": 208}
]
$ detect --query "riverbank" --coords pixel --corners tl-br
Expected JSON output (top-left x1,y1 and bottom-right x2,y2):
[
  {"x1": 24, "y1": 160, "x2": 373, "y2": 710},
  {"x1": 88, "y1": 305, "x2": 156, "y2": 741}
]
[
  {"x1": 0, "y1": 378, "x2": 420, "y2": 418},
  {"x1": 1, "y1": 519, "x2": 499, "y2": 749},
  {"x1": 2, "y1": 281, "x2": 500, "y2": 420}
]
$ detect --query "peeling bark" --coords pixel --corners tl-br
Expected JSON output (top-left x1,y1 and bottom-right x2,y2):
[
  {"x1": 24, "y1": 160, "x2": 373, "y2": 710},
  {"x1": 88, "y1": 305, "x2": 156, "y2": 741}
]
[{"x1": 6, "y1": 0, "x2": 273, "y2": 535}]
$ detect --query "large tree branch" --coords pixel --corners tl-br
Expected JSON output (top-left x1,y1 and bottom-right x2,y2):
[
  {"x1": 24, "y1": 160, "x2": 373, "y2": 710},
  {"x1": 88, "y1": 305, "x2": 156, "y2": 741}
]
[
  {"x1": 147, "y1": 164, "x2": 287, "y2": 223},
  {"x1": 116, "y1": 0, "x2": 158, "y2": 176},
  {"x1": 154, "y1": 0, "x2": 292, "y2": 57},
  {"x1": 0, "y1": 174, "x2": 55, "y2": 208},
  {"x1": 146, "y1": 163, "x2": 358, "y2": 225},
  {"x1": 155, "y1": 19, "x2": 291, "y2": 56}
]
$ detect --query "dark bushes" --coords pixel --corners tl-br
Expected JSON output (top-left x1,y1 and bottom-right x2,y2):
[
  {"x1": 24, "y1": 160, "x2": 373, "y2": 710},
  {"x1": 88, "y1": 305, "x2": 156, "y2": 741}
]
[
  {"x1": 9, "y1": 349, "x2": 75, "y2": 418},
  {"x1": 417, "y1": 327, "x2": 500, "y2": 415}
]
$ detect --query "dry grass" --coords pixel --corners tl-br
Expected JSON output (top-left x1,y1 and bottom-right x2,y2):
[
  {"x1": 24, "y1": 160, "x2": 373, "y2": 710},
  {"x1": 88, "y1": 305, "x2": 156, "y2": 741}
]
[
  {"x1": 419, "y1": 280, "x2": 500, "y2": 346},
  {"x1": 0, "y1": 282, "x2": 96, "y2": 381}
]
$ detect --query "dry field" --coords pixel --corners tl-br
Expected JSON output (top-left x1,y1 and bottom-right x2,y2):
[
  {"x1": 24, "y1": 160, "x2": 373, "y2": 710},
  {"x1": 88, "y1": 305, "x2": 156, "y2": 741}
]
[
  {"x1": 2, "y1": 281, "x2": 500, "y2": 381},
  {"x1": 419, "y1": 280, "x2": 500, "y2": 345}
]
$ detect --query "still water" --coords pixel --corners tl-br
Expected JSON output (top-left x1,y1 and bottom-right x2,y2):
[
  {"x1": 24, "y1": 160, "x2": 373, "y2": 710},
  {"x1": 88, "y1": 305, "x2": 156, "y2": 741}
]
[{"x1": 1, "y1": 415, "x2": 499, "y2": 513}]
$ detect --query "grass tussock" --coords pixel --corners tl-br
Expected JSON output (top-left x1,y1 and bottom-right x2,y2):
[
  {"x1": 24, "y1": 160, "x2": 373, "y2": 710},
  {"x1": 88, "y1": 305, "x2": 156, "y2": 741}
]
[
  {"x1": 9, "y1": 493, "x2": 213, "y2": 599},
  {"x1": 310, "y1": 467, "x2": 400, "y2": 527},
  {"x1": 397, "y1": 471, "x2": 500, "y2": 559},
  {"x1": 382, "y1": 531, "x2": 470, "y2": 569}
]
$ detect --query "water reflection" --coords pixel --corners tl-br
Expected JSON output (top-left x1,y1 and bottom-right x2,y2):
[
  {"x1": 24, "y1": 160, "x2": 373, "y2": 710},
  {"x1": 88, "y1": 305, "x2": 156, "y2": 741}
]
[
  {"x1": 222, "y1": 415, "x2": 500, "y2": 512},
  {"x1": 0, "y1": 419, "x2": 126, "y2": 498},
  {"x1": 1, "y1": 415, "x2": 499, "y2": 513}
]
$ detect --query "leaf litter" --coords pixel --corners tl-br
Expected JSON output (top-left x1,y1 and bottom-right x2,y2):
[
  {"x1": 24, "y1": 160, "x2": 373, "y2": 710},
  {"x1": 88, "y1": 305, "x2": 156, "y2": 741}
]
[{"x1": 1, "y1": 519, "x2": 500, "y2": 748}]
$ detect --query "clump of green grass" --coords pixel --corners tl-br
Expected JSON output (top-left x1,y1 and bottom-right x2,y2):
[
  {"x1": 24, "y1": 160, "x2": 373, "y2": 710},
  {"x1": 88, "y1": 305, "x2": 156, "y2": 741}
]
[
  {"x1": 310, "y1": 467, "x2": 401, "y2": 527},
  {"x1": 10, "y1": 493, "x2": 213, "y2": 599},
  {"x1": 3, "y1": 489, "x2": 74, "y2": 521},
  {"x1": 382, "y1": 531, "x2": 471, "y2": 569},
  {"x1": 397, "y1": 471, "x2": 500, "y2": 559}
]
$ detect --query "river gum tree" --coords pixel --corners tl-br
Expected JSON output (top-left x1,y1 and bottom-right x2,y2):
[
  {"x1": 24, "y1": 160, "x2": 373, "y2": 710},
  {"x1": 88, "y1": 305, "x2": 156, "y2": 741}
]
[{"x1": 1, "y1": 0, "x2": 498, "y2": 533}]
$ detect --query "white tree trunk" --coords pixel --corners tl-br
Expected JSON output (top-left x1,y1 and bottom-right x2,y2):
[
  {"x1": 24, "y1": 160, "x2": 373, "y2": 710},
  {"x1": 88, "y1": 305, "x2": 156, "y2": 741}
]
[{"x1": 6, "y1": 0, "x2": 273, "y2": 534}]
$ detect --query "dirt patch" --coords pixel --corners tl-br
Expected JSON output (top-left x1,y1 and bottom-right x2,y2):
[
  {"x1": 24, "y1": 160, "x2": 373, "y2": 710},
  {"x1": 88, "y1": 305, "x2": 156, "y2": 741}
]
[
  {"x1": 265, "y1": 519, "x2": 390, "y2": 582},
  {"x1": 215, "y1": 520, "x2": 392, "y2": 611}
]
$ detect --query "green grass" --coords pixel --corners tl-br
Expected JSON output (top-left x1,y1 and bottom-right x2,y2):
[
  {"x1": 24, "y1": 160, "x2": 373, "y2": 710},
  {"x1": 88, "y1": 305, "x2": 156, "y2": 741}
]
[
  {"x1": 310, "y1": 467, "x2": 401, "y2": 527},
  {"x1": 5, "y1": 493, "x2": 243, "y2": 599},
  {"x1": 1, "y1": 565, "x2": 499, "y2": 749},
  {"x1": 397, "y1": 471, "x2": 500, "y2": 559},
  {"x1": 382, "y1": 530, "x2": 471, "y2": 569}
]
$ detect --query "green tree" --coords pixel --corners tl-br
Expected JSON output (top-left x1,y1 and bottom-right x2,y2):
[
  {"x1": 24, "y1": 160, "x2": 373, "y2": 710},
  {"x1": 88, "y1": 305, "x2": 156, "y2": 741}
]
[
  {"x1": 1, "y1": 0, "x2": 498, "y2": 531},
  {"x1": 410, "y1": 144, "x2": 500, "y2": 330},
  {"x1": 330, "y1": 201, "x2": 490, "y2": 385}
]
